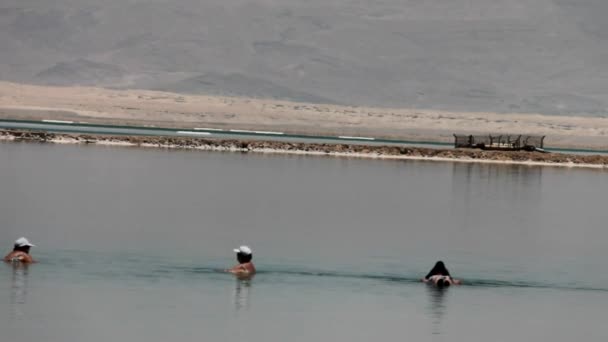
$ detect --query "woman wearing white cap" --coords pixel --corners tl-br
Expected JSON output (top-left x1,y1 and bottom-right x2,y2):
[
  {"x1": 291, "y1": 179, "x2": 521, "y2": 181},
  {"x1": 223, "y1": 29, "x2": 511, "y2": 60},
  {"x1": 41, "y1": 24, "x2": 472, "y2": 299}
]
[
  {"x1": 226, "y1": 246, "x2": 256, "y2": 276},
  {"x1": 4, "y1": 237, "x2": 36, "y2": 264}
]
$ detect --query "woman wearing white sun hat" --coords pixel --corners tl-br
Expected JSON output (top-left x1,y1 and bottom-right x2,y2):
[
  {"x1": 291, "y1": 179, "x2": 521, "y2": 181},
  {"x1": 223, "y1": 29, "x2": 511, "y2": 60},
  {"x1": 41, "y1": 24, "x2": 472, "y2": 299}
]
[
  {"x1": 226, "y1": 245, "x2": 256, "y2": 276},
  {"x1": 4, "y1": 237, "x2": 36, "y2": 264}
]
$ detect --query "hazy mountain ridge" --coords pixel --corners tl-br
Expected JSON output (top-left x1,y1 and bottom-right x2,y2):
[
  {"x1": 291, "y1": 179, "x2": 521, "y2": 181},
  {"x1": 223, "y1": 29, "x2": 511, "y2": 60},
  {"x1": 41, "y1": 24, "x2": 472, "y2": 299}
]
[
  {"x1": 34, "y1": 59, "x2": 125, "y2": 86},
  {"x1": 157, "y1": 72, "x2": 337, "y2": 104},
  {"x1": 1, "y1": 0, "x2": 608, "y2": 115}
]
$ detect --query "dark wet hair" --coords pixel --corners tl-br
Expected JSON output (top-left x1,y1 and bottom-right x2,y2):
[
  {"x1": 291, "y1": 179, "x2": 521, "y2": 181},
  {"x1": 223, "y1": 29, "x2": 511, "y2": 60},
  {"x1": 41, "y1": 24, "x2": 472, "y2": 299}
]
[
  {"x1": 13, "y1": 245, "x2": 30, "y2": 254},
  {"x1": 237, "y1": 252, "x2": 252, "y2": 264},
  {"x1": 425, "y1": 261, "x2": 451, "y2": 279}
]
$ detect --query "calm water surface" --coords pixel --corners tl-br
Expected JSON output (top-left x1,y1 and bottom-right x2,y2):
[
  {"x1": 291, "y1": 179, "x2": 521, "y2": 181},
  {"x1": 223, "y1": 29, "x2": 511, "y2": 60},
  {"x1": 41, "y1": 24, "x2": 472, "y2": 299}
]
[{"x1": 1, "y1": 142, "x2": 607, "y2": 342}]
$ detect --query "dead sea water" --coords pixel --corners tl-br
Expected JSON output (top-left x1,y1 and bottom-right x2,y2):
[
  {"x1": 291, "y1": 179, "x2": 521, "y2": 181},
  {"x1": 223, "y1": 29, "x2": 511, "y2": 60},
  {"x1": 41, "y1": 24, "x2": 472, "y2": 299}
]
[{"x1": 1, "y1": 142, "x2": 607, "y2": 342}]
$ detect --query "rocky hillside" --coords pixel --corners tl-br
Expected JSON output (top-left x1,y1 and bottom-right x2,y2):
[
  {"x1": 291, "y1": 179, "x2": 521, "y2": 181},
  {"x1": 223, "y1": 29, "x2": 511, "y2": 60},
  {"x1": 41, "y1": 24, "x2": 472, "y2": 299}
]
[{"x1": 1, "y1": 0, "x2": 608, "y2": 115}]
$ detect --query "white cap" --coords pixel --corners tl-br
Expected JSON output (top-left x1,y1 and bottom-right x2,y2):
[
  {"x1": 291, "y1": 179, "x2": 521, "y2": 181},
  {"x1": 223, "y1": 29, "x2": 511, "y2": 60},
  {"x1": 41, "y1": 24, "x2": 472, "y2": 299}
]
[
  {"x1": 233, "y1": 246, "x2": 252, "y2": 255},
  {"x1": 15, "y1": 237, "x2": 35, "y2": 247}
]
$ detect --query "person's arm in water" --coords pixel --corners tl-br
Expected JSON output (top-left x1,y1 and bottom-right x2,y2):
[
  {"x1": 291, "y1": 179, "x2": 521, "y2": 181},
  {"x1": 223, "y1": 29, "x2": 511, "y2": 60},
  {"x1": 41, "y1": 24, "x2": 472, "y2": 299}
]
[
  {"x1": 227, "y1": 263, "x2": 255, "y2": 275},
  {"x1": 227, "y1": 264, "x2": 248, "y2": 274},
  {"x1": 3, "y1": 251, "x2": 34, "y2": 263},
  {"x1": 422, "y1": 271, "x2": 433, "y2": 282},
  {"x1": 444, "y1": 277, "x2": 461, "y2": 285}
]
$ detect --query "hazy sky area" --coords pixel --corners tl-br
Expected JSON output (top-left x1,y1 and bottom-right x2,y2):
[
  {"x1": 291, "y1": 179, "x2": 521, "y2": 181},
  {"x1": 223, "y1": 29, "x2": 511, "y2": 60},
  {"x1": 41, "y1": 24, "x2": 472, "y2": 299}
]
[{"x1": 1, "y1": 0, "x2": 608, "y2": 115}]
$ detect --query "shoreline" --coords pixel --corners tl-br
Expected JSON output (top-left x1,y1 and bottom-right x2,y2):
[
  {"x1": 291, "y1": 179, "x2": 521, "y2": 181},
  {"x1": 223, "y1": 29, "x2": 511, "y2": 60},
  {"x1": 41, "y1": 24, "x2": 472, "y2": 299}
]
[
  {"x1": 2, "y1": 130, "x2": 607, "y2": 169},
  {"x1": 1, "y1": 82, "x2": 608, "y2": 150}
]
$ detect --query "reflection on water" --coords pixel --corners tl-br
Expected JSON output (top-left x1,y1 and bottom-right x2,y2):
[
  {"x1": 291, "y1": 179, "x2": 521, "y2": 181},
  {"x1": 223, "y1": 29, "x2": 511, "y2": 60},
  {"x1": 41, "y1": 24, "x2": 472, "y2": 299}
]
[
  {"x1": 9, "y1": 263, "x2": 29, "y2": 319},
  {"x1": 425, "y1": 285, "x2": 448, "y2": 335},
  {"x1": 448, "y1": 162, "x2": 546, "y2": 256},
  {"x1": 451, "y1": 163, "x2": 543, "y2": 210},
  {"x1": 233, "y1": 276, "x2": 253, "y2": 312}
]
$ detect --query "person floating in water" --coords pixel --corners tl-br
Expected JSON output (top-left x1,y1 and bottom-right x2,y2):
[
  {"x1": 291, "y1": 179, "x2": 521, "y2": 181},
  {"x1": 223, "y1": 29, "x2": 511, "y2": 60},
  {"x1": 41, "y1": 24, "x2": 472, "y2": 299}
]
[
  {"x1": 3, "y1": 237, "x2": 36, "y2": 264},
  {"x1": 422, "y1": 261, "x2": 461, "y2": 287},
  {"x1": 226, "y1": 246, "x2": 256, "y2": 276}
]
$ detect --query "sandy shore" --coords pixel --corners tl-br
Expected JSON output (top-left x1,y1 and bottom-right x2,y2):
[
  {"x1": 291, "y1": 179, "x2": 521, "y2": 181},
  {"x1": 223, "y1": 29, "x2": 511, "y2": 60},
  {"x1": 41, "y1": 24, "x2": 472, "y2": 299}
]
[
  {"x1": 2, "y1": 130, "x2": 607, "y2": 169},
  {"x1": 1, "y1": 82, "x2": 607, "y2": 150}
]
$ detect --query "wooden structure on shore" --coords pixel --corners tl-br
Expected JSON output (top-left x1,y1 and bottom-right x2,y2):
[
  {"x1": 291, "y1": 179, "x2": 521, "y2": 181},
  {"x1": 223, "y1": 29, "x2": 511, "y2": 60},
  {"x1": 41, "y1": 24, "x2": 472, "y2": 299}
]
[{"x1": 453, "y1": 134, "x2": 545, "y2": 151}]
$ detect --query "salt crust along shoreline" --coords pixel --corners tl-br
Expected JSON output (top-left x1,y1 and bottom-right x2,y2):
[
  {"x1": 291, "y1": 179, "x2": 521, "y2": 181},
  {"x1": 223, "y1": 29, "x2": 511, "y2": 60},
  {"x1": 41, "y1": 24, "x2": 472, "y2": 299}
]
[{"x1": 2, "y1": 130, "x2": 608, "y2": 170}]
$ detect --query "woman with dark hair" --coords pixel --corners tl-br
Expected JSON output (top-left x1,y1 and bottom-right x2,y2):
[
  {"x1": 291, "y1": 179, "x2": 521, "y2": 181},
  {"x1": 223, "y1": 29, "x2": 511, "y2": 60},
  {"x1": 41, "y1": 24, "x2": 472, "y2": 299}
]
[{"x1": 422, "y1": 261, "x2": 461, "y2": 287}]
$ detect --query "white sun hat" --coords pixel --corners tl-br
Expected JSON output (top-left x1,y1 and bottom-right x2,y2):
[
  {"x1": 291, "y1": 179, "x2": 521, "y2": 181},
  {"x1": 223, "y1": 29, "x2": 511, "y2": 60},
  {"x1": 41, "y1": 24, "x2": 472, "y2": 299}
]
[
  {"x1": 233, "y1": 246, "x2": 252, "y2": 255},
  {"x1": 15, "y1": 237, "x2": 35, "y2": 247}
]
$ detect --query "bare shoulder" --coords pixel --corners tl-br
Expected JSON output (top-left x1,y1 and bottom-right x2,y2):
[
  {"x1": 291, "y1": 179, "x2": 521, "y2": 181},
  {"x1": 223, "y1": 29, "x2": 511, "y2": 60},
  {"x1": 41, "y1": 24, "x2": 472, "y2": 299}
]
[
  {"x1": 4, "y1": 251, "x2": 34, "y2": 263},
  {"x1": 4, "y1": 251, "x2": 18, "y2": 262}
]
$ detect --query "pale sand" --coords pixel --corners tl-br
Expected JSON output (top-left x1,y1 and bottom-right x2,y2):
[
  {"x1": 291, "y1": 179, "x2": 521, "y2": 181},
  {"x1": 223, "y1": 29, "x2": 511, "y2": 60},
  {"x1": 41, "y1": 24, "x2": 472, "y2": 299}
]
[{"x1": 1, "y1": 82, "x2": 607, "y2": 149}]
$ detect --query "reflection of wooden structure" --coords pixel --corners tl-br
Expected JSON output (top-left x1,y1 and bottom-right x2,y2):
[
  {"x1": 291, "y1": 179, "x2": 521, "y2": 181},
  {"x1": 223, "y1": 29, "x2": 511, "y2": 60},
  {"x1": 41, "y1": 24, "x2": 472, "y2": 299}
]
[{"x1": 453, "y1": 134, "x2": 545, "y2": 151}]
